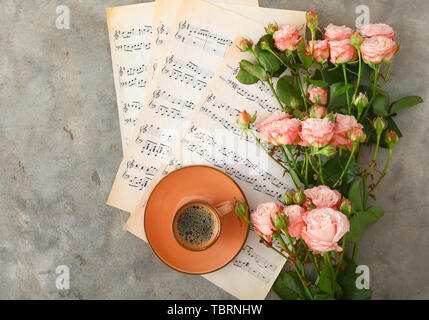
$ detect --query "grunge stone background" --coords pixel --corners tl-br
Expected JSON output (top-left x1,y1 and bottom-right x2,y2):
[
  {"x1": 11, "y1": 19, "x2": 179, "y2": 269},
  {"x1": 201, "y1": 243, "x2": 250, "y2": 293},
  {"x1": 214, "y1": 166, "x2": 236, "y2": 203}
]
[{"x1": 0, "y1": 0, "x2": 427, "y2": 299}]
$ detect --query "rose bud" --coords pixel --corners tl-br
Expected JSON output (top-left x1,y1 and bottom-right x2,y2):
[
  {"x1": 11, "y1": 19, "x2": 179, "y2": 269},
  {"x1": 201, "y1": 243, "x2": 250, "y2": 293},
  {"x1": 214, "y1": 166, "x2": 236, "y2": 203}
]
[
  {"x1": 340, "y1": 199, "x2": 353, "y2": 216},
  {"x1": 293, "y1": 189, "x2": 307, "y2": 206},
  {"x1": 306, "y1": 40, "x2": 330, "y2": 64},
  {"x1": 238, "y1": 110, "x2": 251, "y2": 126},
  {"x1": 239, "y1": 38, "x2": 253, "y2": 52},
  {"x1": 306, "y1": 10, "x2": 320, "y2": 31},
  {"x1": 310, "y1": 105, "x2": 327, "y2": 119},
  {"x1": 260, "y1": 38, "x2": 271, "y2": 51},
  {"x1": 373, "y1": 117, "x2": 387, "y2": 136},
  {"x1": 317, "y1": 144, "x2": 337, "y2": 157},
  {"x1": 283, "y1": 191, "x2": 294, "y2": 205},
  {"x1": 385, "y1": 130, "x2": 398, "y2": 149},
  {"x1": 347, "y1": 127, "x2": 366, "y2": 143},
  {"x1": 265, "y1": 22, "x2": 279, "y2": 35},
  {"x1": 353, "y1": 92, "x2": 369, "y2": 117},
  {"x1": 350, "y1": 31, "x2": 364, "y2": 48},
  {"x1": 308, "y1": 85, "x2": 328, "y2": 105},
  {"x1": 272, "y1": 211, "x2": 289, "y2": 232},
  {"x1": 273, "y1": 25, "x2": 302, "y2": 51}
]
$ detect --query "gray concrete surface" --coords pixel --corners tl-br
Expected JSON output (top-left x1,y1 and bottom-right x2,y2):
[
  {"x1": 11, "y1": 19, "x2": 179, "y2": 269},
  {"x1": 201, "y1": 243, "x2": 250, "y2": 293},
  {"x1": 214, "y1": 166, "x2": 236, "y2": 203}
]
[{"x1": 0, "y1": 0, "x2": 427, "y2": 299}]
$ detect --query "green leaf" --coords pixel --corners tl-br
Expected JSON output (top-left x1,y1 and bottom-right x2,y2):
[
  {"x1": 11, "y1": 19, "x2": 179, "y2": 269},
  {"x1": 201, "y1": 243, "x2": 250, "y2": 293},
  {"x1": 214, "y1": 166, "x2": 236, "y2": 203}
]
[
  {"x1": 335, "y1": 84, "x2": 354, "y2": 96},
  {"x1": 239, "y1": 60, "x2": 268, "y2": 82},
  {"x1": 348, "y1": 179, "x2": 363, "y2": 213},
  {"x1": 254, "y1": 45, "x2": 281, "y2": 73},
  {"x1": 317, "y1": 267, "x2": 333, "y2": 295},
  {"x1": 348, "y1": 206, "x2": 384, "y2": 243},
  {"x1": 297, "y1": 38, "x2": 313, "y2": 69},
  {"x1": 276, "y1": 75, "x2": 302, "y2": 108},
  {"x1": 321, "y1": 155, "x2": 358, "y2": 188},
  {"x1": 372, "y1": 90, "x2": 390, "y2": 117},
  {"x1": 337, "y1": 259, "x2": 372, "y2": 300},
  {"x1": 273, "y1": 271, "x2": 307, "y2": 300},
  {"x1": 307, "y1": 78, "x2": 329, "y2": 88},
  {"x1": 328, "y1": 82, "x2": 353, "y2": 111},
  {"x1": 390, "y1": 96, "x2": 423, "y2": 114},
  {"x1": 236, "y1": 70, "x2": 259, "y2": 85}
]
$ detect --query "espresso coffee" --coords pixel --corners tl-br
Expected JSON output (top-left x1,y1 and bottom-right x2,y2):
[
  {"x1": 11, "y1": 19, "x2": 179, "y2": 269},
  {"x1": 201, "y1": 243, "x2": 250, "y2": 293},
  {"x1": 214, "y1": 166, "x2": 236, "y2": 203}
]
[{"x1": 176, "y1": 205, "x2": 217, "y2": 246}]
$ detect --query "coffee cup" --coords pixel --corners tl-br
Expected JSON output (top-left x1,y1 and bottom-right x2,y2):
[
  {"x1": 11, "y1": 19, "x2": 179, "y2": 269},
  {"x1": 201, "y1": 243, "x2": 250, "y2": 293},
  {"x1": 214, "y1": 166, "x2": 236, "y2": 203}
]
[{"x1": 171, "y1": 200, "x2": 234, "y2": 251}]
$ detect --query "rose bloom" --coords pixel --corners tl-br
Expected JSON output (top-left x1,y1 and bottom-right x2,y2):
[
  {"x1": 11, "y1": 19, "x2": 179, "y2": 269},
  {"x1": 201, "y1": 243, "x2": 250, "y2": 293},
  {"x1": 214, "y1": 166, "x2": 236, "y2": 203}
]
[
  {"x1": 304, "y1": 185, "x2": 342, "y2": 209},
  {"x1": 257, "y1": 111, "x2": 300, "y2": 146},
  {"x1": 301, "y1": 208, "x2": 350, "y2": 253},
  {"x1": 360, "y1": 36, "x2": 398, "y2": 64},
  {"x1": 331, "y1": 113, "x2": 363, "y2": 150},
  {"x1": 308, "y1": 85, "x2": 328, "y2": 105},
  {"x1": 284, "y1": 205, "x2": 306, "y2": 238},
  {"x1": 299, "y1": 118, "x2": 335, "y2": 147},
  {"x1": 329, "y1": 39, "x2": 358, "y2": 64},
  {"x1": 306, "y1": 40, "x2": 330, "y2": 63},
  {"x1": 273, "y1": 25, "x2": 302, "y2": 51},
  {"x1": 259, "y1": 118, "x2": 302, "y2": 146},
  {"x1": 324, "y1": 23, "x2": 353, "y2": 41},
  {"x1": 360, "y1": 23, "x2": 395, "y2": 39},
  {"x1": 251, "y1": 202, "x2": 284, "y2": 242}
]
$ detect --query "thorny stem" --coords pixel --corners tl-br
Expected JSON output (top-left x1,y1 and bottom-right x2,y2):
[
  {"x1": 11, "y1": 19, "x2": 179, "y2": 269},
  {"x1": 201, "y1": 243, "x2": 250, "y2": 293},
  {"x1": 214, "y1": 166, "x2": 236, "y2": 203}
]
[
  {"x1": 342, "y1": 64, "x2": 351, "y2": 115},
  {"x1": 333, "y1": 144, "x2": 358, "y2": 188}
]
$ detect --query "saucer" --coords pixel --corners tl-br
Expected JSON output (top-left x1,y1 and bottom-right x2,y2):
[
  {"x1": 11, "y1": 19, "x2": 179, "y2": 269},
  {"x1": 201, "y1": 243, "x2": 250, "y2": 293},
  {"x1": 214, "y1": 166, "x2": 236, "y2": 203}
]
[{"x1": 144, "y1": 165, "x2": 249, "y2": 274}]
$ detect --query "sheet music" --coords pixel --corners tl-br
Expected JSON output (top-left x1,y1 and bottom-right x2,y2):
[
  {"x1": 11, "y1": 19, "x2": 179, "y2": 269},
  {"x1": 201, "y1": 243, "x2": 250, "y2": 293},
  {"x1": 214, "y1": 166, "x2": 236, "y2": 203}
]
[
  {"x1": 147, "y1": 0, "x2": 259, "y2": 82},
  {"x1": 106, "y1": 2, "x2": 156, "y2": 152},
  {"x1": 107, "y1": 0, "x2": 306, "y2": 213},
  {"x1": 106, "y1": 1, "x2": 255, "y2": 151},
  {"x1": 126, "y1": 37, "x2": 298, "y2": 300}
]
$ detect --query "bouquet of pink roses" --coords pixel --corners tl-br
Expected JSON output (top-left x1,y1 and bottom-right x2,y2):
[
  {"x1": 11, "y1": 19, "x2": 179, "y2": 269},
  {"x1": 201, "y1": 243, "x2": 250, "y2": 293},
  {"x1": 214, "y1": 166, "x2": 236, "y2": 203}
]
[{"x1": 234, "y1": 11, "x2": 423, "y2": 300}]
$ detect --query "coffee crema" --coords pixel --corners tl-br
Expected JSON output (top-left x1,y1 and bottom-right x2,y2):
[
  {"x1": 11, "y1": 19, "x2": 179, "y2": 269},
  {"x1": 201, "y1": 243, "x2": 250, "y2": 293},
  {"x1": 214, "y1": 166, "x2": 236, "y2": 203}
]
[{"x1": 176, "y1": 205, "x2": 217, "y2": 246}]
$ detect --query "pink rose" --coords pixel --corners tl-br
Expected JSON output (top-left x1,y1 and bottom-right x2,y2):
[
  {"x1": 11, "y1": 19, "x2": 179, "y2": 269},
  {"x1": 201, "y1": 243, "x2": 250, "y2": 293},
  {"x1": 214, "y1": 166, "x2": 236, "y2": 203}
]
[
  {"x1": 306, "y1": 40, "x2": 330, "y2": 63},
  {"x1": 304, "y1": 185, "x2": 342, "y2": 210},
  {"x1": 299, "y1": 118, "x2": 335, "y2": 147},
  {"x1": 360, "y1": 36, "x2": 398, "y2": 64},
  {"x1": 329, "y1": 39, "x2": 358, "y2": 64},
  {"x1": 310, "y1": 105, "x2": 327, "y2": 119},
  {"x1": 308, "y1": 85, "x2": 328, "y2": 105},
  {"x1": 257, "y1": 112, "x2": 300, "y2": 146},
  {"x1": 251, "y1": 202, "x2": 284, "y2": 242},
  {"x1": 332, "y1": 113, "x2": 363, "y2": 150},
  {"x1": 273, "y1": 25, "x2": 302, "y2": 51},
  {"x1": 238, "y1": 110, "x2": 251, "y2": 126},
  {"x1": 324, "y1": 24, "x2": 353, "y2": 41},
  {"x1": 360, "y1": 23, "x2": 395, "y2": 39},
  {"x1": 284, "y1": 205, "x2": 306, "y2": 238},
  {"x1": 301, "y1": 208, "x2": 350, "y2": 253}
]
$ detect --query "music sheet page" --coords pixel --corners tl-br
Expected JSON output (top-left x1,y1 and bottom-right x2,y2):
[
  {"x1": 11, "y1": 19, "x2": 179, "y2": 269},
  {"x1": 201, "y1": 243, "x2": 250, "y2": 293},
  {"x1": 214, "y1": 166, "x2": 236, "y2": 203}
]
[
  {"x1": 107, "y1": 0, "x2": 306, "y2": 212},
  {"x1": 106, "y1": 2, "x2": 155, "y2": 151},
  {"x1": 148, "y1": 0, "x2": 259, "y2": 83},
  {"x1": 127, "y1": 37, "x2": 297, "y2": 300},
  {"x1": 106, "y1": 1, "x2": 257, "y2": 151}
]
